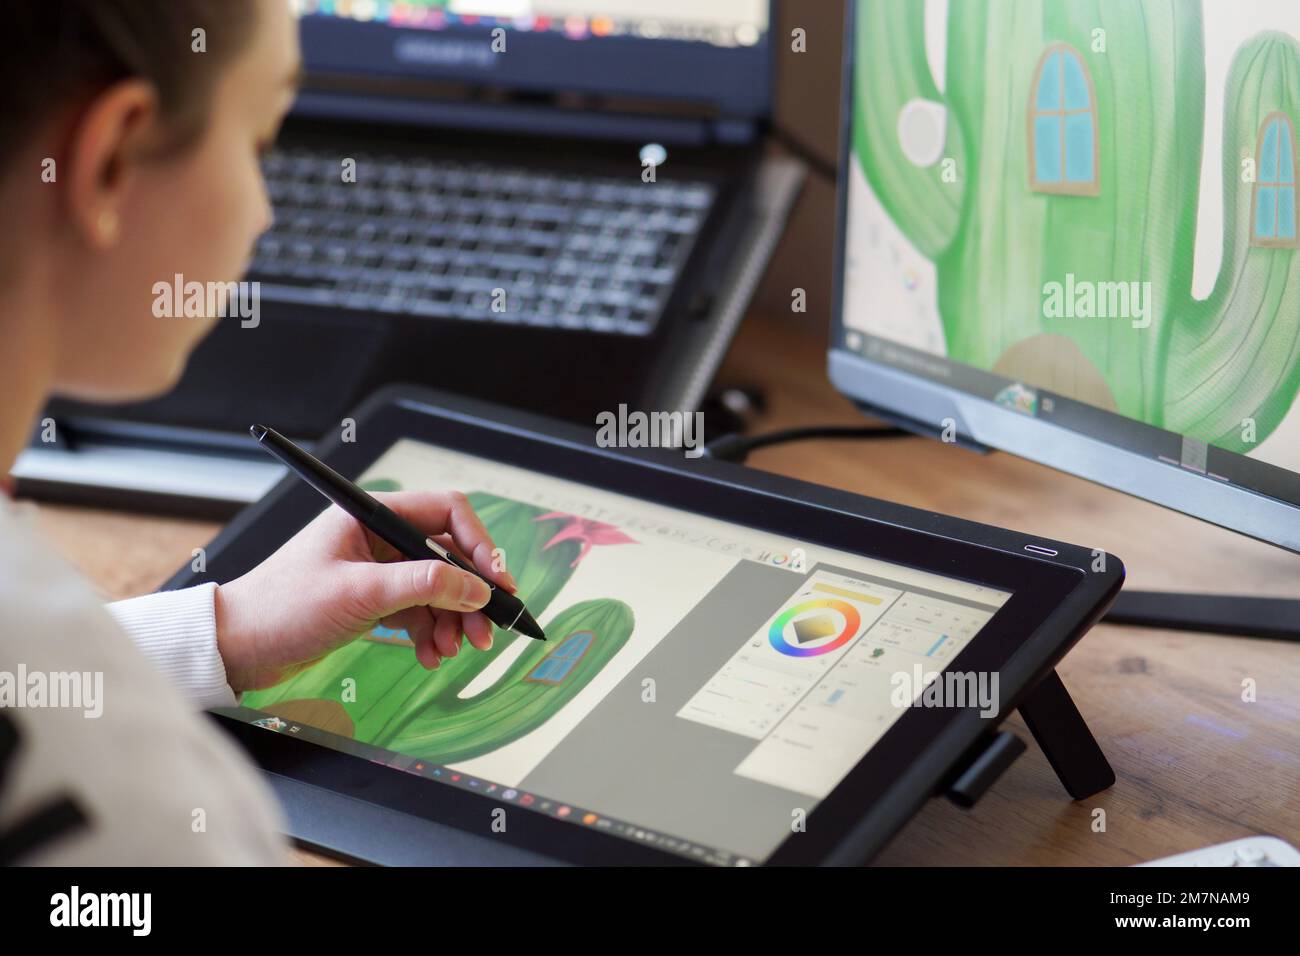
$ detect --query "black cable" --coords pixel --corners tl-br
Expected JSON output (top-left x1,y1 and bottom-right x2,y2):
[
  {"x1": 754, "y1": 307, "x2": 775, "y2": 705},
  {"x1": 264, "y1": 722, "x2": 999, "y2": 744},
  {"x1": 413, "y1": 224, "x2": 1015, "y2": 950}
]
[
  {"x1": 703, "y1": 424, "x2": 910, "y2": 464},
  {"x1": 769, "y1": 125, "x2": 838, "y2": 183}
]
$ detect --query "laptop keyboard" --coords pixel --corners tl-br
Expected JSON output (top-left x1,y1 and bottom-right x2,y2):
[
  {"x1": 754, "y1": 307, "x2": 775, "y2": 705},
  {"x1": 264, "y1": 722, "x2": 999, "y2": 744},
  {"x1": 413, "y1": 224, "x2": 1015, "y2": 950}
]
[{"x1": 251, "y1": 147, "x2": 717, "y2": 336}]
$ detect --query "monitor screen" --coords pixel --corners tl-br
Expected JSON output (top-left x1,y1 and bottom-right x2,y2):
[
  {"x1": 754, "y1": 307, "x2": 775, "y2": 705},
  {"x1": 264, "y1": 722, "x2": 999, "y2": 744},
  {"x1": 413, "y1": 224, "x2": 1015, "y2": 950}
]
[
  {"x1": 292, "y1": 0, "x2": 773, "y2": 118},
  {"x1": 832, "y1": 0, "x2": 1300, "y2": 550},
  {"x1": 221, "y1": 438, "x2": 1010, "y2": 865}
]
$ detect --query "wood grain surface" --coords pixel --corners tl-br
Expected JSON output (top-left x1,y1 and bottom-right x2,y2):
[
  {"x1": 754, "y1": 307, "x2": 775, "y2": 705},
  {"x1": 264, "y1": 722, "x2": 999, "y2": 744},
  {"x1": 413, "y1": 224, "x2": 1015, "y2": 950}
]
[{"x1": 25, "y1": 310, "x2": 1300, "y2": 866}]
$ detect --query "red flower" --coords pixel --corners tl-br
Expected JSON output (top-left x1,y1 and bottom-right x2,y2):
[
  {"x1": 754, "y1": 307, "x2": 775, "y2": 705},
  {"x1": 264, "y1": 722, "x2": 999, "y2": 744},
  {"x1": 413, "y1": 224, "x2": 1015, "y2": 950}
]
[{"x1": 534, "y1": 513, "x2": 637, "y2": 567}]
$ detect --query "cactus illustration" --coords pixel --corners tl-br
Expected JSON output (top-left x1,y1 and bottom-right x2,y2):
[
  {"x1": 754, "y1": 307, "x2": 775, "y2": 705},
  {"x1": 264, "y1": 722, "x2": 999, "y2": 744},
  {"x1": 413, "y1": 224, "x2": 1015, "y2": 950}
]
[
  {"x1": 243, "y1": 490, "x2": 636, "y2": 764},
  {"x1": 856, "y1": 0, "x2": 1300, "y2": 452}
]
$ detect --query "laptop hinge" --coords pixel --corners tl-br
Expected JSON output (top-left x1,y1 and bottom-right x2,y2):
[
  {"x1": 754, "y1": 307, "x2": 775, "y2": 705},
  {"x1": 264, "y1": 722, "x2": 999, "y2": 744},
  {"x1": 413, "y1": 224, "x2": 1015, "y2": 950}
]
[{"x1": 292, "y1": 89, "x2": 756, "y2": 148}]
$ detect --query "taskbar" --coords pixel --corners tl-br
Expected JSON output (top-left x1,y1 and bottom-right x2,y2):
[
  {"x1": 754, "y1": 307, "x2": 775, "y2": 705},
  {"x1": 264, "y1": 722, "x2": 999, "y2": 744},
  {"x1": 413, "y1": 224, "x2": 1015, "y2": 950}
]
[
  {"x1": 232, "y1": 705, "x2": 752, "y2": 866},
  {"x1": 295, "y1": 2, "x2": 766, "y2": 49}
]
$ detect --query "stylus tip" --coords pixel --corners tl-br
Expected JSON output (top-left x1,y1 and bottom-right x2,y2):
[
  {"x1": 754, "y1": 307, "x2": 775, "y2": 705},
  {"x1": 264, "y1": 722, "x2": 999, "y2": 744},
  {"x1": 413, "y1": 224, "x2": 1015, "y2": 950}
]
[
  {"x1": 516, "y1": 609, "x2": 545, "y2": 641},
  {"x1": 249, "y1": 424, "x2": 268, "y2": 442}
]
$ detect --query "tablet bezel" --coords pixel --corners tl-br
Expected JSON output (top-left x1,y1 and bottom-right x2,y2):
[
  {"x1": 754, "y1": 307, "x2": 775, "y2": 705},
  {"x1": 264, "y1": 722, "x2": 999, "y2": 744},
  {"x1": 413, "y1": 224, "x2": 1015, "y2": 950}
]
[{"x1": 168, "y1": 385, "x2": 1124, "y2": 866}]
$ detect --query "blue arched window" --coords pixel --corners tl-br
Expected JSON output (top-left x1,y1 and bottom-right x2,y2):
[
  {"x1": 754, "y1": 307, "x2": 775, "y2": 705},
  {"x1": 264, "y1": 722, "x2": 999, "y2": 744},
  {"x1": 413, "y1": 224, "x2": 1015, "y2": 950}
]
[
  {"x1": 526, "y1": 630, "x2": 594, "y2": 684},
  {"x1": 1253, "y1": 112, "x2": 1298, "y2": 247},
  {"x1": 1029, "y1": 44, "x2": 1099, "y2": 196}
]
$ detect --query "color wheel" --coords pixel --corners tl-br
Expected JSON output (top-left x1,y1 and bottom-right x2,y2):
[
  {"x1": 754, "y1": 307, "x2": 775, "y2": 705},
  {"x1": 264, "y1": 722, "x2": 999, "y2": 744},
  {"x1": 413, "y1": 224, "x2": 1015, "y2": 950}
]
[{"x1": 769, "y1": 599, "x2": 860, "y2": 657}]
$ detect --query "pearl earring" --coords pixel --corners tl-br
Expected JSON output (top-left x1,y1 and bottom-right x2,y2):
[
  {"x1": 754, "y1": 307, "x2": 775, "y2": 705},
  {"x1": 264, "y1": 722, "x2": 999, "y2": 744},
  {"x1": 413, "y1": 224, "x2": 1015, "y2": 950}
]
[{"x1": 97, "y1": 210, "x2": 119, "y2": 242}]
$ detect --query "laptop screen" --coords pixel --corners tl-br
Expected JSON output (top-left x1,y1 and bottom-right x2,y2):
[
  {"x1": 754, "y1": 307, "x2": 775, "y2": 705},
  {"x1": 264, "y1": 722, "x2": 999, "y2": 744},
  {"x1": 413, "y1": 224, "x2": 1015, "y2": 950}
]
[
  {"x1": 293, "y1": 0, "x2": 773, "y2": 119},
  {"x1": 301, "y1": 1, "x2": 767, "y2": 48}
]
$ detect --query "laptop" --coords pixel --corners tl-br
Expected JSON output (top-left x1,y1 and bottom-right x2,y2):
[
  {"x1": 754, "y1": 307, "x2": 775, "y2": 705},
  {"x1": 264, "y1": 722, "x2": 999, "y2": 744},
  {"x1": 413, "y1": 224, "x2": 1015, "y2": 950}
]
[{"x1": 22, "y1": 2, "x2": 802, "y2": 514}]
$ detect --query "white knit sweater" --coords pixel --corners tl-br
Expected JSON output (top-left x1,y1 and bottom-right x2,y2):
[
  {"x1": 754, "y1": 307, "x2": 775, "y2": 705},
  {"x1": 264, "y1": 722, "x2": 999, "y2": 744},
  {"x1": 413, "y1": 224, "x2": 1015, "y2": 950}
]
[{"x1": 0, "y1": 498, "x2": 287, "y2": 865}]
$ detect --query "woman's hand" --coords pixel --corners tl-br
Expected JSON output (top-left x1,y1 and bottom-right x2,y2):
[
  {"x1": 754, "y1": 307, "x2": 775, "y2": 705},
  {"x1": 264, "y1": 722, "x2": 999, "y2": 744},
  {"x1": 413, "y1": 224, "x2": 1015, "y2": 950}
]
[{"x1": 213, "y1": 491, "x2": 517, "y2": 694}]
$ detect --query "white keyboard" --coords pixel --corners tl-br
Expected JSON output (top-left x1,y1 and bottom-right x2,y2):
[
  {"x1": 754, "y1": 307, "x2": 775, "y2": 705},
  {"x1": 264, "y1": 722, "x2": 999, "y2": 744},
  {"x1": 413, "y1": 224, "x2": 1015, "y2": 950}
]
[{"x1": 1139, "y1": 836, "x2": 1300, "y2": 867}]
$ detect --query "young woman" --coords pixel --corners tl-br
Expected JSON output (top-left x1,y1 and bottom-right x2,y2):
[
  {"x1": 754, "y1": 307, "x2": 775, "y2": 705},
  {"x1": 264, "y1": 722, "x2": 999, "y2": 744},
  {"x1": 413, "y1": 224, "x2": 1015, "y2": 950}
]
[{"x1": 0, "y1": 1, "x2": 512, "y2": 863}]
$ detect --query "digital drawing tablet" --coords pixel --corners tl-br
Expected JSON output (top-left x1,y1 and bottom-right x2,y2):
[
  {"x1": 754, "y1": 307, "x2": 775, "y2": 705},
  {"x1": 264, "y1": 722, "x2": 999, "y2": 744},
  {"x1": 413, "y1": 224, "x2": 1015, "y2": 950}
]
[{"x1": 165, "y1": 385, "x2": 1124, "y2": 866}]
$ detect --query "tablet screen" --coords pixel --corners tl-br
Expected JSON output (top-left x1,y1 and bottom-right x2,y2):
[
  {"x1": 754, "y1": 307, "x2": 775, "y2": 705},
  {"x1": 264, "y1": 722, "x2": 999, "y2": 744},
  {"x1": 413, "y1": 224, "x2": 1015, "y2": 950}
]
[{"x1": 226, "y1": 438, "x2": 1011, "y2": 865}]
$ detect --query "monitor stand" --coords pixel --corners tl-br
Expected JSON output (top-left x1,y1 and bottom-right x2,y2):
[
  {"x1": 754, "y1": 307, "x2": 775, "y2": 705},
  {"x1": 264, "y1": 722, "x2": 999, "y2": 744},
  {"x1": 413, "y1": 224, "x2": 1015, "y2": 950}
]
[
  {"x1": 1103, "y1": 592, "x2": 1299, "y2": 642},
  {"x1": 840, "y1": 401, "x2": 1300, "y2": 645},
  {"x1": 706, "y1": 397, "x2": 1300, "y2": 644}
]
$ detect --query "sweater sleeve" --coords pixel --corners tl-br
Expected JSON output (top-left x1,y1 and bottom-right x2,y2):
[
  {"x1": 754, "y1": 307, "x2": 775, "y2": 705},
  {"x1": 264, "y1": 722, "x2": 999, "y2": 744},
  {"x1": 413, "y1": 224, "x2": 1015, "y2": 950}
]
[{"x1": 106, "y1": 583, "x2": 239, "y2": 710}]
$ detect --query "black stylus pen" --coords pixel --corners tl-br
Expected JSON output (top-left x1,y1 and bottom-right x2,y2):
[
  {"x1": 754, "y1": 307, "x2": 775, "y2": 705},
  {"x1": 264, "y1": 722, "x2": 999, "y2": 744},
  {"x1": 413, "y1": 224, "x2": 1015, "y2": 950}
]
[{"x1": 250, "y1": 425, "x2": 545, "y2": 641}]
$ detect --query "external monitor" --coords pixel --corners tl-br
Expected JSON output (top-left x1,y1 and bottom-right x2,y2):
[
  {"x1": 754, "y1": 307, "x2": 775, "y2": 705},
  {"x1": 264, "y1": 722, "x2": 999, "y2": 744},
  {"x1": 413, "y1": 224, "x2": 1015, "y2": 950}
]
[{"x1": 830, "y1": 0, "x2": 1300, "y2": 637}]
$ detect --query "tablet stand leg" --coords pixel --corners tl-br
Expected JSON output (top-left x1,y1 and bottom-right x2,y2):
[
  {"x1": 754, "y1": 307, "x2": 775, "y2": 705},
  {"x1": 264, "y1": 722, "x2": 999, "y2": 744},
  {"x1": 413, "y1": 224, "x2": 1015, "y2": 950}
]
[{"x1": 1017, "y1": 670, "x2": 1115, "y2": 800}]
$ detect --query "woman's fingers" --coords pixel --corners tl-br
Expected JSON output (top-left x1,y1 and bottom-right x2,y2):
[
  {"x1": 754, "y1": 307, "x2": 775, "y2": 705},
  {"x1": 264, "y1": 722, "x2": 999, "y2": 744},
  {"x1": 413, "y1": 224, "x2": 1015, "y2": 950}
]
[
  {"x1": 463, "y1": 611, "x2": 494, "y2": 652},
  {"x1": 434, "y1": 610, "x2": 462, "y2": 659},
  {"x1": 371, "y1": 579, "x2": 496, "y2": 666},
  {"x1": 469, "y1": 539, "x2": 518, "y2": 592},
  {"x1": 428, "y1": 532, "x2": 517, "y2": 593},
  {"x1": 379, "y1": 607, "x2": 443, "y2": 670},
  {"x1": 351, "y1": 559, "x2": 489, "y2": 621},
  {"x1": 412, "y1": 629, "x2": 443, "y2": 670},
  {"x1": 404, "y1": 610, "x2": 491, "y2": 665},
  {"x1": 373, "y1": 491, "x2": 501, "y2": 567},
  {"x1": 378, "y1": 607, "x2": 432, "y2": 640}
]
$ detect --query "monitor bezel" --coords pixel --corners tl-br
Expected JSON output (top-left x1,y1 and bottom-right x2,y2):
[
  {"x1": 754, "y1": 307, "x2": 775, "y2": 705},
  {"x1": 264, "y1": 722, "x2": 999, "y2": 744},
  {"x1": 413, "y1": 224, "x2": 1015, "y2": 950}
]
[{"x1": 297, "y1": 6, "x2": 774, "y2": 121}]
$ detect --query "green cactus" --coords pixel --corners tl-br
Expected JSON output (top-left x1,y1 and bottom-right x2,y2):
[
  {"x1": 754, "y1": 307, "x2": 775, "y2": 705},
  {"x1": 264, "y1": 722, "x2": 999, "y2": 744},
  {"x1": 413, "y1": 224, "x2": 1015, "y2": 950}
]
[
  {"x1": 856, "y1": 0, "x2": 1300, "y2": 452},
  {"x1": 359, "y1": 478, "x2": 402, "y2": 493},
  {"x1": 243, "y1": 490, "x2": 636, "y2": 764}
]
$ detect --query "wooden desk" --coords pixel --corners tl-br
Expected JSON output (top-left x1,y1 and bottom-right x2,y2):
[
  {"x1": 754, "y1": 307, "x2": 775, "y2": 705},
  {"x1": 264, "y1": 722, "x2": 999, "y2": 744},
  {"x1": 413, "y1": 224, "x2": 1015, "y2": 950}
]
[{"x1": 27, "y1": 311, "x2": 1300, "y2": 866}]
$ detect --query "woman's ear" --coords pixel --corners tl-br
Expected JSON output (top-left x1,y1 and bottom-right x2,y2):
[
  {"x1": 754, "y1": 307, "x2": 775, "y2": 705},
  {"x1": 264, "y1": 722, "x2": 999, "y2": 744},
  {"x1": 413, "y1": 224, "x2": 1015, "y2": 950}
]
[{"x1": 63, "y1": 79, "x2": 160, "y2": 250}]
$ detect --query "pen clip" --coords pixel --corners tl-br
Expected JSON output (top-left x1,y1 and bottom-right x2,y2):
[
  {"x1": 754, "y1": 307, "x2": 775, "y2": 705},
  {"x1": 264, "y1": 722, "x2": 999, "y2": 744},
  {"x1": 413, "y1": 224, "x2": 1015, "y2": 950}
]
[{"x1": 425, "y1": 536, "x2": 494, "y2": 589}]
